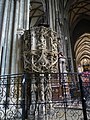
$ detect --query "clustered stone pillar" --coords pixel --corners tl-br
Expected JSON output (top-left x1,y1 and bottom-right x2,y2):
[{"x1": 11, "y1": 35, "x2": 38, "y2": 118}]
[
  {"x1": 0, "y1": 0, "x2": 30, "y2": 75},
  {"x1": 11, "y1": 0, "x2": 30, "y2": 74}
]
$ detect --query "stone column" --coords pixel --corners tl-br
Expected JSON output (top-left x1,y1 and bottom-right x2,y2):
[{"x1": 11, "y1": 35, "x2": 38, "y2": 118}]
[
  {"x1": 5, "y1": 1, "x2": 14, "y2": 74},
  {"x1": 49, "y1": 0, "x2": 53, "y2": 29},
  {"x1": 29, "y1": 75, "x2": 37, "y2": 120},
  {"x1": 34, "y1": 73, "x2": 45, "y2": 120},
  {"x1": 11, "y1": 0, "x2": 19, "y2": 74},
  {"x1": 0, "y1": 0, "x2": 9, "y2": 75},
  {"x1": 0, "y1": 0, "x2": 5, "y2": 37},
  {"x1": 16, "y1": 0, "x2": 25, "y2": 74},
  {"x1": 19, "y1": 0, "x2": 24, "y2": 28},
  {"x1": 25, "y1": 0, "x2": 30, "y2": 30},
  {"x1": 16, "y1": 0, "x2": 30, "y2": 73},
  {"x1": 12, "y1": 0, "x2": 30, "y2": 73}
]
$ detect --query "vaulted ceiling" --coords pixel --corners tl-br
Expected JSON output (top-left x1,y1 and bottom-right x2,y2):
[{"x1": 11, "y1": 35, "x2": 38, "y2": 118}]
[
  {"x1": 68, "y1": 0, "x2": 90, "y2": 67},
  {"x1": 30, "y1": 0, "x2": 45, "y2": 27},
  {"x1": 74, "y1": 33, "x2": 90, "y2": 65},
  {"x1": 69, "y1": 0, "x2": 90, "y2": 27}
]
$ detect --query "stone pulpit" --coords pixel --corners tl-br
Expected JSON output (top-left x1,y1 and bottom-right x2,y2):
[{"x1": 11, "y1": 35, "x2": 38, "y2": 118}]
[{"x1": 23, "y1": 26, "x2": 58, "y2": 120}]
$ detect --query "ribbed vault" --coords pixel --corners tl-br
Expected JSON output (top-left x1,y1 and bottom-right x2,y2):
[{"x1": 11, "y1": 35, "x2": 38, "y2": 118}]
[
  {"x1": 69, "y1": 0, "x2": 90, "y2": 27},
  {"x1": 30, "y1": 0, "x2": 45, "y2": 27},
  {"x1": 74, "y1": 33, "x2": 90, "y2": 68},
  {"x1": 68, "y1": 0, "x2": 90, "y2": 71}
]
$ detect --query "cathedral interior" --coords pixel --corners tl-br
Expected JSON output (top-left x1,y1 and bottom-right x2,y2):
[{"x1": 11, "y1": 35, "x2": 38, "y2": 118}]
[
  {"x1": 0, "y1": 0, "x2": 90, "y2": 120},
  {"x1": 1, "y1": 0, "x2": 90, "y2": 75}
]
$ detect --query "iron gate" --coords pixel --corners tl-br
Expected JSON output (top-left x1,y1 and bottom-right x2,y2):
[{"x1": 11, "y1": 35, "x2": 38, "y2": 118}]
[{"x1": 0, "y1": 73, "x2": 90, "y2": 120}]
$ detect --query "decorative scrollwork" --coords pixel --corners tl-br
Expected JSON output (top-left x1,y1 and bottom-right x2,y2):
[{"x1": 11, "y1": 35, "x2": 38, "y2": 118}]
[
  {"x1": 0, "y1": 76, "x2": 23, "y2": 119},
  {"x1": 23, "y1": 26, "x2": 58, "y2": 73}
]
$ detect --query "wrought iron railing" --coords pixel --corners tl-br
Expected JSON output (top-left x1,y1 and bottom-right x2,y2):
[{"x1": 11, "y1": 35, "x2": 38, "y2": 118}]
[
  {"x1": 0, "y1": 73, "x2": 90, "y2": 120},
  {"x1": 0, "y1": 74, "x2": 24, "y2": 120}
]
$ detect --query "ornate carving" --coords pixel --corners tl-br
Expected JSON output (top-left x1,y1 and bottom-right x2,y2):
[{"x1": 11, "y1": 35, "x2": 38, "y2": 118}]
[
  {"x1": 23, "y1": 26, "x2": 59, "y2": 120},
  {"x1": 23, "y1": 26, "x2": 58, "y2": 73}
]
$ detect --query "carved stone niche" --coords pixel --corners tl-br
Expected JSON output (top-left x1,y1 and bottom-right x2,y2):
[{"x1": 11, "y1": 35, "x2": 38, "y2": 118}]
[{"x1": 23, "y1": 26, "x2": 58, "y2": 73}]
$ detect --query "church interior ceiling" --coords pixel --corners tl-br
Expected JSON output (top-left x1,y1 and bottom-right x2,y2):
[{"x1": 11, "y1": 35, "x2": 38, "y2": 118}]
[
  {"x1": 30, "y1": 0, "x2": 45, "y2": 27},
  {"x1": 69, "y1": 0, "x2": 90, "y2": 27},
  {"x1": 74, "y1": 33, "x2": 90, "y2": 66},
  {"x1": 68, "y1": 0, "x2": 90, "y2": 69}
]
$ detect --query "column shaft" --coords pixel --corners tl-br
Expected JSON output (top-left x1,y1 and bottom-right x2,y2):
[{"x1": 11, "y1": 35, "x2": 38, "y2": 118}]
[
  {"x1": 5, "y1": 1, "x2": 14, "y2": 74},
  {"x1": 1, "y1": 0, "x2": 11, "y2": 75},
  {"x1": 0, "y1": 0, "x2": 9, "y2": 75},
  {"x1": 25, "y1": 0, "x2": 30, "y2": 30},
  {"x1": 49, "y1": 0, "x2": 53, "y2": 29},
  {"x1": 11, "y1": 0, "x2": 19, "y2": 74},
  {"x1": 19, "y1": 0, "x2": 24, "y2": 28}
]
